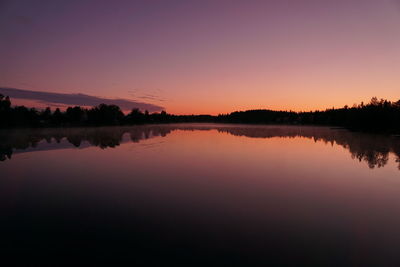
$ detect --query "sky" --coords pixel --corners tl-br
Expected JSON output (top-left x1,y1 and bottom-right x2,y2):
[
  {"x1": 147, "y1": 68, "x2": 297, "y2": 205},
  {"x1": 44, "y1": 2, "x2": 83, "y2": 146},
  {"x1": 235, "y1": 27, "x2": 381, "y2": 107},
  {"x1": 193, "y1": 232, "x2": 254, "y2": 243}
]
[{"x1": 1, "y1": 0, "x2": 400, "y2": 114}]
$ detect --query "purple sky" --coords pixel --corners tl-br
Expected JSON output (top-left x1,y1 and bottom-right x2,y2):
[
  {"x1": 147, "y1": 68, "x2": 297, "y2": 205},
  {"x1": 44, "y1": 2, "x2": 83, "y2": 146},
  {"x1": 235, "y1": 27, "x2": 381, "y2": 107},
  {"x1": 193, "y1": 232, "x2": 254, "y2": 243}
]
[{"x1": 1, "y1": 0, "x2": 400, "y2": 114}]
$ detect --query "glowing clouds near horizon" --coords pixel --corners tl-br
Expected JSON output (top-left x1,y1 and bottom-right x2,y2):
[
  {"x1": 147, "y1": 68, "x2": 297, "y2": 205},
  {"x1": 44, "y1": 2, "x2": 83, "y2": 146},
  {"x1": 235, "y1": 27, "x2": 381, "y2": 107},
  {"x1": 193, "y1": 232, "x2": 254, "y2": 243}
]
[{"x1": 1, "y1": 0, "x2": 400, "y2": 114}]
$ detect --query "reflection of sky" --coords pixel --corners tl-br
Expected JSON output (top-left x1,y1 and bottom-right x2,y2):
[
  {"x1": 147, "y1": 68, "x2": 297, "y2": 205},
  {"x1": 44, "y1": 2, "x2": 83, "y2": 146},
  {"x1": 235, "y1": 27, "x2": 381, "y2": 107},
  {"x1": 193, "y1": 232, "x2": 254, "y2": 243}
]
[
  {"x1": 2, "y1": 125, "x2": 400, "y2": 222},
  {"x1": 1, "y1": 0, "x2": 400, "y2": 114},
  {"x1": 2, "y1": 125, "x2": 400, "y2": 170},
  {"x1": 2, "y1": 125, "x2": 400, "y2": 265}
]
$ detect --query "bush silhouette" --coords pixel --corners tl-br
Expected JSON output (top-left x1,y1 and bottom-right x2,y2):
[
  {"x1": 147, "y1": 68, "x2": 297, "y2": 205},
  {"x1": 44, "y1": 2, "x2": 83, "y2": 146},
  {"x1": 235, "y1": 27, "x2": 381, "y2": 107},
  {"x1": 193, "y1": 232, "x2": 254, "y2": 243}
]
[{"x1": 0, "y1": 95, "x2": 399, "y2": 134}]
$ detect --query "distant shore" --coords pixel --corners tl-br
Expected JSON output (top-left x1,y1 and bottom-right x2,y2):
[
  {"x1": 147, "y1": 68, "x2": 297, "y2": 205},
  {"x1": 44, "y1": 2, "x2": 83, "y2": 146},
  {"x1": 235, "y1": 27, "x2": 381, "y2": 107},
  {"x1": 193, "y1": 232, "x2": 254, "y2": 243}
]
[{"x1": 1, "y1": 95, "x2": 399, "y2": 134}]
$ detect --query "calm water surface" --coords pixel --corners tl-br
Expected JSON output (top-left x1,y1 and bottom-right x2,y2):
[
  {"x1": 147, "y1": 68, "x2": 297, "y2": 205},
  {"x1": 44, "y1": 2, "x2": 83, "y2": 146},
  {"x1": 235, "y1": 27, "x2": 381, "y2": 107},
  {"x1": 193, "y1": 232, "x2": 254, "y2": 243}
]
[{"x1": 1, "y1": 124, "x2": 400, "y2": 266}]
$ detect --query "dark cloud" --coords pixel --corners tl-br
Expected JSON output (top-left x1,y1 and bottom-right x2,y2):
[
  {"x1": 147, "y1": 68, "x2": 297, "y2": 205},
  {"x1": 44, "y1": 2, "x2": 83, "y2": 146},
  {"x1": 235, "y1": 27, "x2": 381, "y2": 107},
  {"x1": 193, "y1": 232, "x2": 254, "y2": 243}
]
[{"x1": 0, "y1": 87, "x2": 164, "y2": 112}]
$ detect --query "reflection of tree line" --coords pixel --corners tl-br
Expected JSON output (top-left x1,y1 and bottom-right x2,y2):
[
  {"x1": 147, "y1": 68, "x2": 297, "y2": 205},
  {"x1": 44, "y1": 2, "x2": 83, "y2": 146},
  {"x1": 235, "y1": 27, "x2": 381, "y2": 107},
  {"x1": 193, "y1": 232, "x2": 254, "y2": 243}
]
[
  {"x1": 216, "y1": 126, "x2": 400, "y2": 170},
  {"x1": 1, "y1": 125, "x2": 399, "y2": 170},
  {"x1": 0, "y1": 126, "x2": 174, "y2": 161}
]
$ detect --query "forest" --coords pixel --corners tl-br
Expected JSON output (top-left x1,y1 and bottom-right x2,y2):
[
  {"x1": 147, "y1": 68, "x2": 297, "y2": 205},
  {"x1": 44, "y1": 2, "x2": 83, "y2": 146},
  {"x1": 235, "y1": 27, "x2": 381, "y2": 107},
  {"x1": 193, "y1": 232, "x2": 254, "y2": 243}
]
[{"x1": 1, "y1": 94, "x2": 399, "y2": 133}]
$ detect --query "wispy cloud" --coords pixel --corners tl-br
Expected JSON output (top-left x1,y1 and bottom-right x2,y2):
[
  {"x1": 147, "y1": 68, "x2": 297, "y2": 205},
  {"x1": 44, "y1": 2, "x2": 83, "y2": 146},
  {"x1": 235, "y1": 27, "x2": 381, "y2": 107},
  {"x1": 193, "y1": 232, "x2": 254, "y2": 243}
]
[
  {"x1": 0, "y1": 87, "x2": 164, "y2": 112},
  {"x1": 128, "y1": 89, "x2": 167, "y2": 102}
]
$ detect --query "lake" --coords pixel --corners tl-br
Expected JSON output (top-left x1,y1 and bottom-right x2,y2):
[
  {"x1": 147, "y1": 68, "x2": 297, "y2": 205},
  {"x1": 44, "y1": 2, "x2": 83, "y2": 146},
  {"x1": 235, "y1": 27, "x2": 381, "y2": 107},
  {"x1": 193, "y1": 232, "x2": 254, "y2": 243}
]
[{"x1": 1, "y1": 124, "x2": 400, "y2": 266}]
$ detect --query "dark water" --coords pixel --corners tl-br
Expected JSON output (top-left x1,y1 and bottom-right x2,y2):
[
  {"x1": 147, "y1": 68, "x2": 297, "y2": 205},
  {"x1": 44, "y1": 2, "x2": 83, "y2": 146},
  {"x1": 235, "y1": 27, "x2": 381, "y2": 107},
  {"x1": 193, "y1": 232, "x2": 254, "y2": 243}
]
[{"x1": 1, "y1": 124, "x2": 400, "y2": 266}]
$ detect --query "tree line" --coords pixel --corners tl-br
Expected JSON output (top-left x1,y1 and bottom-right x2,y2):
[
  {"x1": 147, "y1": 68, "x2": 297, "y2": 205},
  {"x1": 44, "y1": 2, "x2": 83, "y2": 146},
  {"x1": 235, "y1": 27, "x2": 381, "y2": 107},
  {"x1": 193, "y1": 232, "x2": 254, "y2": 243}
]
[{"x1": 1, "y1": 94, "x2": 399, "y2": 133}]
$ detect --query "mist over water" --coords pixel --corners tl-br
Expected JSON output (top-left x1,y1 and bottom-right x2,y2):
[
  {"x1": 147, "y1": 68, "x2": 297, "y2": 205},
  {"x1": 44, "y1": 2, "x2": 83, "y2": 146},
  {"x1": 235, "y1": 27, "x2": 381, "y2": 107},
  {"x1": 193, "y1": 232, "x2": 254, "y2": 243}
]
[
  {"x1": 1, "y1": 124, "x2": 400, "y2": 266},
  {"x1": 2, "y1": 124, "x2": 400, "y2": 170}
]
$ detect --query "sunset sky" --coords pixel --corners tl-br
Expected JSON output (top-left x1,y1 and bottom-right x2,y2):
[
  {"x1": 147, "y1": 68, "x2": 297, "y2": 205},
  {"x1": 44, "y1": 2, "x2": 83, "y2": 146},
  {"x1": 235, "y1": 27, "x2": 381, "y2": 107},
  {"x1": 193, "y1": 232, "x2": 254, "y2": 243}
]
[{"x1": 1, "y1": 0, "x2": 400, "y2": 114}]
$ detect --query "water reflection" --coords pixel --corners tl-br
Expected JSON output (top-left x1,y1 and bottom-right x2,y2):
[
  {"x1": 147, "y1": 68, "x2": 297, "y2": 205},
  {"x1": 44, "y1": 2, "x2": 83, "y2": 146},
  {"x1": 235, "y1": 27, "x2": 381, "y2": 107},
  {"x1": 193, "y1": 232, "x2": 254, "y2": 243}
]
[
  {"x1": 1, "y1": 124, "x2": 400, "y2": 170},
  {"x1": 2, "y1": 124, "x2": 400, "y2": 266}
]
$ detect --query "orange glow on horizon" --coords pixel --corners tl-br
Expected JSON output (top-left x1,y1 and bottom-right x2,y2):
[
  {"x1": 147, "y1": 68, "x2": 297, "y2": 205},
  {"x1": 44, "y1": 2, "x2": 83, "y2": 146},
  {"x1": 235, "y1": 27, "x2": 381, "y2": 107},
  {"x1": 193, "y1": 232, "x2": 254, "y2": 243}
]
[{"x1": 9, "y1": 93, "x2": 400, "y2": 115}]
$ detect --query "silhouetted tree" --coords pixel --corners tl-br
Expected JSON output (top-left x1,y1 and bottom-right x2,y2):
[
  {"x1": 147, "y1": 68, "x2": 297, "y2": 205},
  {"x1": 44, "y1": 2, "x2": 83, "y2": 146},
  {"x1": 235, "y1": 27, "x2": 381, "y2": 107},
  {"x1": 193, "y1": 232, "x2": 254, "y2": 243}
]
[
  {"x1": 126, "y1": 108, "x2": 145, "y2": 124},
  {"x1": 40, "y1": 107, "x2": 52, "y2": 123},
  {"x1": 0, "y1": 94, "x2": 12, "y2": 127},
  {"x1": 66, "y1": 106, "x2": 86, "y2": 124},
  {"x1": 51, "y1": 108, "x2": 64, "y2": 125},
  {"x1": 0, "y1": 95, "x2": 399, "y2": 133}
]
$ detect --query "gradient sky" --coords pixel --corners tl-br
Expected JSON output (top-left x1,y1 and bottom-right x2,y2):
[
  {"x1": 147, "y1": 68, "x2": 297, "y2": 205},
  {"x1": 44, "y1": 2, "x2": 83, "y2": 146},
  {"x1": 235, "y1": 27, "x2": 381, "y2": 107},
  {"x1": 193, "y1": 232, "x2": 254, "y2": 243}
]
[{"x1": 1, "y1": 0, "x2": 400, "y2": 114}]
